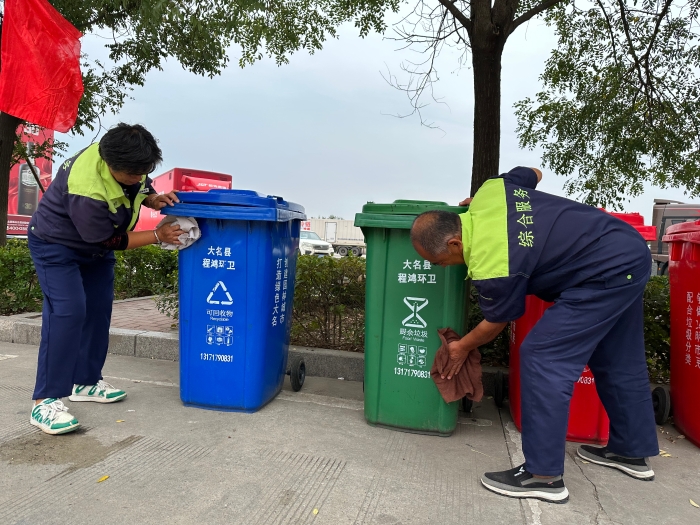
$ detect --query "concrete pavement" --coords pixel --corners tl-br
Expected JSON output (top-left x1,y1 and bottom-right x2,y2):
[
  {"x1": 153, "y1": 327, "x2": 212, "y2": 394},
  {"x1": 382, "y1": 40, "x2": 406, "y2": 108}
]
[{"x1": 1, "y1": 341, "x2": 699, "y2": 525}]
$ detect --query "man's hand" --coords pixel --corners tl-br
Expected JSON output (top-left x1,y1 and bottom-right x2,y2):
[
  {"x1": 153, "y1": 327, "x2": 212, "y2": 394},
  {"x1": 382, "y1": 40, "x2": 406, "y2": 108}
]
[
  {"x1": 459, "y1": 197, "x2": 473, "y2": 206},
  {"x1": 146, "y1": 191, "x2": 180, "y2": 210},
  {"x1": 443, "y1": 339, "x2": 471, "y2": 380},
  {"x1": 442, "y1": 320, "x2": 508, "y2": 380}
]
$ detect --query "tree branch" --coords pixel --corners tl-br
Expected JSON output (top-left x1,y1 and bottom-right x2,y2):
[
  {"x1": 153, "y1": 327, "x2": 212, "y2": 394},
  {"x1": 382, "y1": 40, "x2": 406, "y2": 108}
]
[
  {"x1": 641, "y1": 0, "x2": 673, "y2": 63},
  {"x1": 595, "y1": 0, "x2": 620, "y2": 67},
  {"x1": 437, "y1": 0, "x2": 472, "y2": 35},
  {"x1": 616, "y1": 0, "x2": 650, "y2": 112},
  {"x1": 509, "y1": 0, "x2": 567, "y2": 35}
]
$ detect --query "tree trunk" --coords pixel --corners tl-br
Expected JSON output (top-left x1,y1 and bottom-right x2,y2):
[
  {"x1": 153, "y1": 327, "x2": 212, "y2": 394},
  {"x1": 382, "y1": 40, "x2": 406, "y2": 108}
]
[
  {"x1": 470, "y1": 46, "x2": 504, "y2": 196},
  {"x1": 0, "y1": 112, "x2": 22, "y2": 246}
]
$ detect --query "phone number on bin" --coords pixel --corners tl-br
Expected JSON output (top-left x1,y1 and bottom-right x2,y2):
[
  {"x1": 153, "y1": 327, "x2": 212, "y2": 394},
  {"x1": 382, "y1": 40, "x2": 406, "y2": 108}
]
[
  {"x1": 394, "y1": 367, "x2": 431, "y2": 379},
  {"x1": 200, "y1": 353, "x2": 233, "y2": 363}
]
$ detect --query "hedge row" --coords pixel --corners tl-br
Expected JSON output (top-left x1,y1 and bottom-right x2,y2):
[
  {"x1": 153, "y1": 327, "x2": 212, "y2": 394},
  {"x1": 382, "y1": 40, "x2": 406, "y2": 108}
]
[
  {"x1": 0, "y1": 239, "x2": 177, "y2": 315},
  {"x1": 0, "y1": 240, "x2": 670, "y2": 379}
]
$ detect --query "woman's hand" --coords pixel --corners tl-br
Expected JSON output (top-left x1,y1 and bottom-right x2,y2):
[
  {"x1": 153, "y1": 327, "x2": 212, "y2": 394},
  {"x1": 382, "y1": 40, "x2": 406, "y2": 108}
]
[
  {"x1": 147, "y1": 191, "x2": 180, "y2": 210},
  {"x1": 155, "y1": 222, "x2": 185, "y2": 245},
  {"x1": 459, "y1": 197, "x2": 473, "y2": 206}
]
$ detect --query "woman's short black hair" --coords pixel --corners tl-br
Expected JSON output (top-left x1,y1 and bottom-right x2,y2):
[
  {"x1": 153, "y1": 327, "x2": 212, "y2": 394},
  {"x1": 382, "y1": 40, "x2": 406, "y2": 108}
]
[{"x1": 98, "y1": 123, "x2": 162, "y2": 175}]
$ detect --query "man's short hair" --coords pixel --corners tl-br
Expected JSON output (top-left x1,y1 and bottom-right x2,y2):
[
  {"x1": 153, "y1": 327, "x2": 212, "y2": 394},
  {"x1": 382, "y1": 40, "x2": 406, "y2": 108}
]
[
  {"x1": 410, "y1": 210, "x2": 461, "y2": 255},
  {"x1": 99, "y1": 123, "x2": 162, "y2": 175}
]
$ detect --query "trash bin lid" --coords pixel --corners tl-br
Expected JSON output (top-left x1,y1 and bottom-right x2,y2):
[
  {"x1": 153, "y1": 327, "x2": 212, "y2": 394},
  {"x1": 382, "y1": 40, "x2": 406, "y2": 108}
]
[
  {"x1": 162, "y1": 189, "x2": 306, "y2": 222},
  {"x1": 354, "y1": 200, "x2": 468, "y2": 230},
  {"x1": 662, "y1": 219, "x2": 700, "y2": 245},
  {"x1": 600, "y1": 210, "x2": 657, "y2": 241}
]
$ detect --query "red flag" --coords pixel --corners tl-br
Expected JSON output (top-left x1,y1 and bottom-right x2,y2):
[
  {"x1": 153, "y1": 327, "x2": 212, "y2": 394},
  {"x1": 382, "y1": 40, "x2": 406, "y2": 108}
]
[{"x1": 0, "y1": 0, "x2": 83, "y2": 132}]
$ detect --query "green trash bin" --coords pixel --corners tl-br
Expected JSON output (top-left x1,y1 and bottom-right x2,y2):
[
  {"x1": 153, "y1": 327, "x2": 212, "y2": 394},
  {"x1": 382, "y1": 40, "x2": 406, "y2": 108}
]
[{"x1": 355, "y1": 200, "x2": 469, "y2": 436}]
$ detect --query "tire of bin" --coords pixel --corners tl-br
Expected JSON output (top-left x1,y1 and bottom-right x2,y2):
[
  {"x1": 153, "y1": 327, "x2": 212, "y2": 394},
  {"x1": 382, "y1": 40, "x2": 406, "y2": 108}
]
[
  {"x1": 351, "y1": 247, "x2": 361, "y2": 257},
  {"x1": 337, "y1": 246, "x2": 348, "y2": 256},
  {"x1": 290, "y1": 356, "x2": 306, "y2": 392},
  {"x1": 461, "y1": 397, "x2": 473, "y2": 414},
  {"x1": 659, "y1": 262, "x2": 669, "y2": 276},
  {"x1": 494, "y1": 370, "x2": 505, "y2": 408},
  {"x1": 652, "y1": 385, "x2": 671, "y2": 425}
]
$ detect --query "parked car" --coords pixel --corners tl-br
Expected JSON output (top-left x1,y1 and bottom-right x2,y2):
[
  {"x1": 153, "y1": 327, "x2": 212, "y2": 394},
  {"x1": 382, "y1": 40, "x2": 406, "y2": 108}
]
[
  {"x1": 301, "y1": 219, "x2": 365, "y2": 256},
  {"x1": 299, "y1": 231, "x2": 334, "y2": 256}
]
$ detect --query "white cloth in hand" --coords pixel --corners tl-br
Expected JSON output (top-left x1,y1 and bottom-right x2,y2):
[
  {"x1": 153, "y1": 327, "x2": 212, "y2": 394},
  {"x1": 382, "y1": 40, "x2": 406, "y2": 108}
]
[{"x1": 156, "y1": 215, "x2": 201, "y2": 250}]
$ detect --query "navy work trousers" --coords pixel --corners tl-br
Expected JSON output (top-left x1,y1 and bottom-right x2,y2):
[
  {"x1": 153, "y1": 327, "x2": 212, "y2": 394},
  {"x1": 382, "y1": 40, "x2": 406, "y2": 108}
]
[
  {"x1": 28, "y1": 232, "x2": 115, "y2": 400},
  {"x1": 521, "y1": 258, "x2": 659, "y2": 476}
]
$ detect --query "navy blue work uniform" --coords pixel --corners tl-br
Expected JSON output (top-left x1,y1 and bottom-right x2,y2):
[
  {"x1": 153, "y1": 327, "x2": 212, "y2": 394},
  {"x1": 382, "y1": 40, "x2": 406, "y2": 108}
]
[
  {"x1": 460, "y1": 167, "x2": 658, "y2": 475},
  {"x1": 28, "y1": 144, "x2": 154, "y2": 400}
]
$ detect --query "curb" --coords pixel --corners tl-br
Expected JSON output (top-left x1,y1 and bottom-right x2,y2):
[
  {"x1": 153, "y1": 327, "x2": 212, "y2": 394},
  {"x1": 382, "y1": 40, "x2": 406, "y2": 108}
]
[{"x1": 0, "y1": 313, "x2": 508, "y2": 395}]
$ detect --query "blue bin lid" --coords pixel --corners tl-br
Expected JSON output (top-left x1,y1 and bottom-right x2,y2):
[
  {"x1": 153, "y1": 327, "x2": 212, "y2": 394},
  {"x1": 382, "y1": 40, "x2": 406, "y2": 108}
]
[{"x1": 162, "y1": 189, "x2": 306, "y2": 222}]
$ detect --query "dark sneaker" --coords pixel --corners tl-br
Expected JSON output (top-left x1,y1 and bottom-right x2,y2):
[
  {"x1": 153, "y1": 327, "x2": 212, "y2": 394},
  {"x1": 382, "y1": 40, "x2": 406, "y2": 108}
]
[
  {"x1": 577, "y1": 445, "x2": 654, "y2": 481},
  {"x1": 481, "y1": 464, "x2": 569, "y2": 504}
]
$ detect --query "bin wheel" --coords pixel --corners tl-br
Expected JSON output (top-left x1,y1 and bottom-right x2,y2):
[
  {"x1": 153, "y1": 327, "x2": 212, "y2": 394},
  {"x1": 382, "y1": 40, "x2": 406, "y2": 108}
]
[
  {"x1": 351, "y1": 247, "x2": 361, "y2": 257},
  {"x1": 494, "y1": 370, "x2": 506, "y2": 409},
  {"x1": 652, "y1": 385, "x2": 671, "y2": 425},
  {"x1": 337, "y1": 246, "x2": 348, "y2": 257},
  {"x1": 461, "y1": 397, "x2": 473, "y2": 414},
  {"x1": 289, "y1": 356, "x2": 306, "y2": 392},
  {"x1": 659, "y1": 262, "x2": 669, "y2": 276}
]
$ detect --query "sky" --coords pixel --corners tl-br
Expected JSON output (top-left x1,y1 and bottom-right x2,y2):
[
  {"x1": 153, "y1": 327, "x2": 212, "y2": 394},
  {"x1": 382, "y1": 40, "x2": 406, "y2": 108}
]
[{"x1": 57, "y1": 9, "x2": 693, "y2": 223}]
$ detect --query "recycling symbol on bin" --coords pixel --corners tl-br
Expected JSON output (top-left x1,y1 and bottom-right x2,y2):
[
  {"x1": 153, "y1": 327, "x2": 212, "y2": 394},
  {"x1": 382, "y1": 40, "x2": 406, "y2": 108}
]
[
  {"x1": 206, "y1": 281, "x2": 233, "y2": 305},
  {"x1": 402, "y1": 297, "x2": 429, "y2": 328}
]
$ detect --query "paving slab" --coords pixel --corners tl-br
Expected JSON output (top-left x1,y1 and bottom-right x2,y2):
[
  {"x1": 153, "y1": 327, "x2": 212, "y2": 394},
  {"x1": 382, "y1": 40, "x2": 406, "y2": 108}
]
[{"x1": 1, "y1": 342, "x2": 699, "y2": 525}]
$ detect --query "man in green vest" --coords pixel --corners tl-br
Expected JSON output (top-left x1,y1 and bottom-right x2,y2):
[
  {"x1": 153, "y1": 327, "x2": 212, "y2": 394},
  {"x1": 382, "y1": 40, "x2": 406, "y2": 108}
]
[{"x1": 411, "y1": 167, "x2": 658, "y2": 504}]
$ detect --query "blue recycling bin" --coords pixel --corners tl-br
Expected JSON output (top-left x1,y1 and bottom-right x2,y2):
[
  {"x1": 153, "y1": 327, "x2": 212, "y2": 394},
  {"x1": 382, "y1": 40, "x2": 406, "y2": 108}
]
[{"x1": 162, "y1": 189, "x2": 306, "y2": 412}]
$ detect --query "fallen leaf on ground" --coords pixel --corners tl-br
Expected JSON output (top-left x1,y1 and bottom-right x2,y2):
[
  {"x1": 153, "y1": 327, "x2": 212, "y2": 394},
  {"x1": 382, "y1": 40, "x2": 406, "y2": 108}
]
[
  {"x1": 97, "y1": 476, "x2": 109, "y2": 483},
  {"x1": 659, "y1": 449, "x2": 667, "y2": 454},
  {"x1": 313, "y1": 509, "x2": 319, "y2": 515},
  {"x1": 581, "y1": 460, "x2": 590, "y2": 464},
  {"x1": 690, "y1": 499, "x2": 699, "y2": 508},
  {"x1": 678, "y1": 435, "x2": 685, "y2": 439},
  {"x1": 116, "y1": 420, "x2": 125, "y2": 423}
]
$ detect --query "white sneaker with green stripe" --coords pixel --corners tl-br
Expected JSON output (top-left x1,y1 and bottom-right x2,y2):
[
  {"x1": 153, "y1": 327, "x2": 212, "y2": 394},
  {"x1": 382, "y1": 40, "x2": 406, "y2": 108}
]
[
  {"x1": 69, "y1": 380, "x2": 127, "y2": 403},
  {"x1": 30, "y1": 398, "x2": 80, "y2": 435}
]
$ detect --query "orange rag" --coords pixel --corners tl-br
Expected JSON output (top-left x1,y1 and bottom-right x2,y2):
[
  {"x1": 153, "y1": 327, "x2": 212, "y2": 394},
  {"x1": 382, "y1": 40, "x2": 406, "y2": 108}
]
[{"x1": 430, "y1": 327, "x2": 484, "y2": 404}]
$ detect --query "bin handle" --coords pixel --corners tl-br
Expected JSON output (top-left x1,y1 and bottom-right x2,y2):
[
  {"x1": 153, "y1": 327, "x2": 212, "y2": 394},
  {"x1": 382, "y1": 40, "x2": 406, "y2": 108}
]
[{"x1": 269, "y1": 195, "x2": 287, "y2": 205}]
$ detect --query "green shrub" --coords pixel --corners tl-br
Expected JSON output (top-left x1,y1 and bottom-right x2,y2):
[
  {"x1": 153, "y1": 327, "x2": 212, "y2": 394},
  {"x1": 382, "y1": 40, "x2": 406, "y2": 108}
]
[
  {"x1": 0, "y1": 240, "x2": 177, "y2": 315},
  {"x1": 114, "y1": 246, "x2": 178, "y2": 300},
  {"x1": 153, "y1": 264, "x2": 179, "y2": 320},
  {"x1": 291, "y1": 255, "x2": 366, "y2": 352},
  {"x1": 644, "y1": 276, "x2": 671, "y2": 382},
  {"x1": 0, "y1": 239, "x2": 43, "y2": 315}
]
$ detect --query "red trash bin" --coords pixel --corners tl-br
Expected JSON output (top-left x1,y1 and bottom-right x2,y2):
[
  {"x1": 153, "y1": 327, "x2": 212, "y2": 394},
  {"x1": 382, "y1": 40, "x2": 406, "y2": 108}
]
[
  {"x1": 506, "y1": 211, "x2": 656, "y2": 444},
  {"x1": 662, "y1": 220, "x2": 700, "y2": 448},
  {"x1": 509, "y1": 296, "x2": 611, "y2": 444}
]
